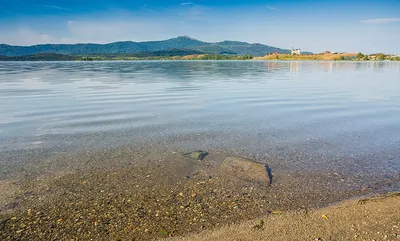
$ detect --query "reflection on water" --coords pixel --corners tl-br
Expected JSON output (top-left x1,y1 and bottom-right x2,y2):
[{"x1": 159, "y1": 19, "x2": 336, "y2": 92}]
[{"x1": 0, "y1": 61, "x2": 400, "y2": 174}]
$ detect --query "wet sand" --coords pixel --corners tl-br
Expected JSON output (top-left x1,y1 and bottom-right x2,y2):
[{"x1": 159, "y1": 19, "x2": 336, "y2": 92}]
[{"x1": 0, "y1": 144, "x2": 399, "y2": 240}]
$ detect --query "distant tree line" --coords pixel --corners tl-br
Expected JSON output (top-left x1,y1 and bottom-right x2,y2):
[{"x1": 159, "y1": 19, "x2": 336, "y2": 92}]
[
  {"x1": 355, "y1": 52, "x2": 399, "y2": 61},
  {"x1": 197, "y1": 54, "x2": 253, "y2": 60}
]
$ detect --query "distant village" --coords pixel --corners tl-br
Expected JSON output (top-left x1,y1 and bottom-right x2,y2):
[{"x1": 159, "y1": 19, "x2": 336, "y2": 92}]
[{"x1": 262, "y1": 47, "x2": 400, "y2": 61}]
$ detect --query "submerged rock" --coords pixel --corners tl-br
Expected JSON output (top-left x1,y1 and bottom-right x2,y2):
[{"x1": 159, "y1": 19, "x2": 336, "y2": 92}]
[
  {"x1": 221, "y1": 156, "x2": 272, "y2": 185},
  {"x1": 184, "y1": 150, "x2": 209, "y2": 160}
]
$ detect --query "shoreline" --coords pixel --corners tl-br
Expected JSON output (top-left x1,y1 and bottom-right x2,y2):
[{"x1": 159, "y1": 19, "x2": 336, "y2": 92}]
[{"x1": 0, "y1": 144, "x2": 398, "y2": 240}]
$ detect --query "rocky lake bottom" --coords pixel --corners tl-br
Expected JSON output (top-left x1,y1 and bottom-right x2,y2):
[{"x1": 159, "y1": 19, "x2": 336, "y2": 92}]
[{"x1": 0, "y1": 137, "x2": 399, "y2": 240}]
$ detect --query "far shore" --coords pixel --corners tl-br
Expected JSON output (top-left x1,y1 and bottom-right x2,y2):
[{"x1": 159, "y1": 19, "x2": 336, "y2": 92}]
[{"x1": 1, "y1": 53, "x2": 400, "y2": 61}]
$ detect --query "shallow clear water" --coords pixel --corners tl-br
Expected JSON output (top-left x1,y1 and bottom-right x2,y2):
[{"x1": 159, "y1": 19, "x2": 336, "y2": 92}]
[{"x1": 0, "y1": 61, "x2": 400, "y2": 178}]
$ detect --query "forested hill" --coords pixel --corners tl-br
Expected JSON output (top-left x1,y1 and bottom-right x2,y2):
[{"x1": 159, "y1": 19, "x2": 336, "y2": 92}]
[{"x1": 0, "y1": 36, "x2": 292, "y2": 57}]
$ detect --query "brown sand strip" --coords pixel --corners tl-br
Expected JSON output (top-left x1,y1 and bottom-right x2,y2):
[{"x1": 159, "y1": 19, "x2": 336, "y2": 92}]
[{"x1": 172, "y1": 192, "x2": 400, "y2": 241}]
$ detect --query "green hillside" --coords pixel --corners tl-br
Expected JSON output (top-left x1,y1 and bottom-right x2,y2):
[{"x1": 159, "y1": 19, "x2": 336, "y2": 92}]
[{"x1": 0, "y1": 36, "x2": 293, "y2": 57}]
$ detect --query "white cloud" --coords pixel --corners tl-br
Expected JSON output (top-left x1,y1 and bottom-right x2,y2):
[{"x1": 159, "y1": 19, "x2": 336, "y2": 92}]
[
  {"x1": 267, "y1": 5, "x2": 278, "y2": 11},
  {"x1": 180, "y1": 2, "x2": 194, "y2": 6},
  {"x1": 43, "y1": 5, "x2": 73, "y2": 11},
  {"x1": 360, "y1": 18, "x2": 400, "y2": 24}
]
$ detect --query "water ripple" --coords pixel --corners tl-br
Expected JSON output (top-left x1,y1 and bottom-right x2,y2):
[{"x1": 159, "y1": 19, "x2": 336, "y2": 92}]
[{"x1": 0, "y1": 61, "x2": 399, "y2": 158}]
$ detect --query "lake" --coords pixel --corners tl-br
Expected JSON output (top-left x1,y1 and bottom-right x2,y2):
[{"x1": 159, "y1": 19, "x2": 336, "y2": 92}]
[
  {"x1": 1, "y1": 61, "x2": 400, "y2": 167},
  {"x1": 1, "y1": 61, "x2": 400, "y2": 172},
  {"x1": 1, "y1": 60, "x2": 400, "y2": 239}
]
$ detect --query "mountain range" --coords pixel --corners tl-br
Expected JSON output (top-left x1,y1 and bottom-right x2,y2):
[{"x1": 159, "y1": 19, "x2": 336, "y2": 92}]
[{"x1": 0, "y1": 36, "x2": 295, "y2": 57}]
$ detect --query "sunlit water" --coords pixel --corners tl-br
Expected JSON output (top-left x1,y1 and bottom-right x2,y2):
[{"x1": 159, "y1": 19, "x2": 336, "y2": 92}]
[{"x1": 0, "y1": 61, "x2": 399, "y2": 186}]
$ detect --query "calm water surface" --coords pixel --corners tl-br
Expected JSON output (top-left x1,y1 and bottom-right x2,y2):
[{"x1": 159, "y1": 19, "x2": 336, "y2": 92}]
[{"x1": 0, "y1": 61, "x2": 399, "y2": 183}]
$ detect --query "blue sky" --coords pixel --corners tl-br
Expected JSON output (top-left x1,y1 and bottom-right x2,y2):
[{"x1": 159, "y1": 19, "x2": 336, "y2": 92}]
[{"x1": 0, "y1": 0, "x2": 399, "y2": 53}]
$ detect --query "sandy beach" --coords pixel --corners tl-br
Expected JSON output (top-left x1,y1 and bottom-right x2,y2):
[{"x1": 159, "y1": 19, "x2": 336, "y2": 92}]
[{"x1": 173, "y1": 192, "x2": 400, "y2": 241}]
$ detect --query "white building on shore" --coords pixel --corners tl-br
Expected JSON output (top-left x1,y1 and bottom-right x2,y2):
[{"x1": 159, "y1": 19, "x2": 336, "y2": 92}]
[{"x1": 291, "y1": 48, "x2": 301, "y2": 55}]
